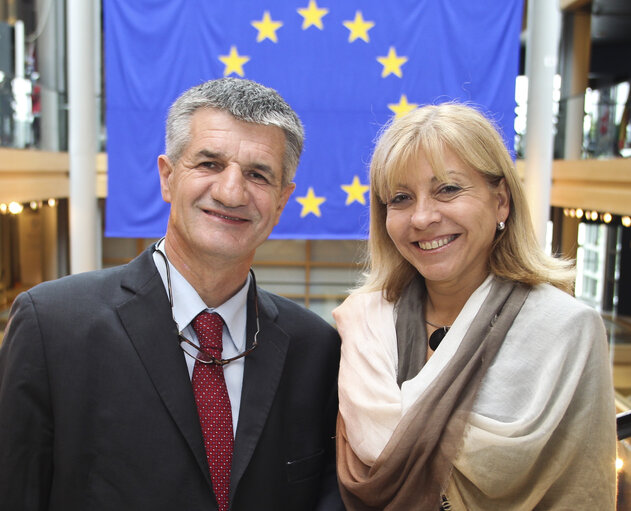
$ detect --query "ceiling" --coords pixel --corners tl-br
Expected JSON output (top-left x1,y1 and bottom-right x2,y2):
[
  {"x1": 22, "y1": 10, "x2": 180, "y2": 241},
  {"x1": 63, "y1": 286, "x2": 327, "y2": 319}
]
[
  {"x1": 6, "y1": 0, "x2": 631, "y2": 89},
  {"x1": 519, "y1": 1, "x2": 631, "y2": 87},
  {"x1": 589, "y1": 0, "x2": 631, "y2": 86}
]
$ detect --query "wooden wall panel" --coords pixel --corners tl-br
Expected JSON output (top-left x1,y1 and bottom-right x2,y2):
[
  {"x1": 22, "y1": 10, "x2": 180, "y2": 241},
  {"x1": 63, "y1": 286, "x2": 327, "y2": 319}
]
[
  {"x1": 0, "y1": 148, "x2": 107, "y2": 203},
  {"x1": 2, "y1": 148, "x2": 629, "y2": 217}
]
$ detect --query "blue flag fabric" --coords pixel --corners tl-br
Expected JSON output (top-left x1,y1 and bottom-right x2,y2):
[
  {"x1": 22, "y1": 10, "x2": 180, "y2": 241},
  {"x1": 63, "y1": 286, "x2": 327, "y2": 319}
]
[{"x1": 104, "y1": 0, "x2": 524, "y2": 239}]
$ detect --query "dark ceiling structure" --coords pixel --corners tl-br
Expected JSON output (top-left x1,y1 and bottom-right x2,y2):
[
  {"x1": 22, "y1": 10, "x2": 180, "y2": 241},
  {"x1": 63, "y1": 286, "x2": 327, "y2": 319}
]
[{"x1": 589, "y1": 0, "x2": 631, "y2": 87}]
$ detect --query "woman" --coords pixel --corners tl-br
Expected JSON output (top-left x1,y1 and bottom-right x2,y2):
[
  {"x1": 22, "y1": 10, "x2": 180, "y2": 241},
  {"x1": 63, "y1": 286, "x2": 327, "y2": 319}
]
[{"x1": 333, "y1": 103, "x2": 617, "y2": 510}]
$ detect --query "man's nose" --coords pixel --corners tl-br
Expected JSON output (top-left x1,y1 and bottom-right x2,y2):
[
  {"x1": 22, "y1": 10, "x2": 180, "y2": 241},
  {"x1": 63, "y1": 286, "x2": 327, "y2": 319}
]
[{"x1": 211, "y1": 165, "x2": 247, "y2": 207}]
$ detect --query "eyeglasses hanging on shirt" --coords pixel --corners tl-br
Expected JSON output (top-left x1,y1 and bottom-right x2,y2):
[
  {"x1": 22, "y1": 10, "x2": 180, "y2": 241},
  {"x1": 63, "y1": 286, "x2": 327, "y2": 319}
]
[{"x1": 153, "y1": 240, "x2": 260, "y2": 366}]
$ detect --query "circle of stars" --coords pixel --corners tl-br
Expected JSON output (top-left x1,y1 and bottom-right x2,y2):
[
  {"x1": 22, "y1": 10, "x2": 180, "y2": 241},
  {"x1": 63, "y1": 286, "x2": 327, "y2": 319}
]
[{"x1": 218, "y1": 1, "x2": 418, "y2": 218}]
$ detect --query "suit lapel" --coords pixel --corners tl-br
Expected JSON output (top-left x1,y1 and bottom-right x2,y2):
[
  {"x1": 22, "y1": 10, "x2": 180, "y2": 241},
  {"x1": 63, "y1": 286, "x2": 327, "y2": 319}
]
[
  {"x1": 116, "y1": 253, "x2": 290, "y2": 499},
  {"x1": 116, "y1": 248, "x2": 212, "y2": 488},
  {"x1": 230, "y1": 285, "x2": 289, "y2": 497}
]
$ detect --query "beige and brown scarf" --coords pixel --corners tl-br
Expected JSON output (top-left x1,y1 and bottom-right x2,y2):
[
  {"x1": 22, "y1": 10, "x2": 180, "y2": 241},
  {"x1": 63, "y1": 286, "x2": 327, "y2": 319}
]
[
  {"x1": 334, "y1": 277, "x2": 529, "y2": 510},
  {"x1": 335, "y1": 275, "x2": 617, "y2": 510}
]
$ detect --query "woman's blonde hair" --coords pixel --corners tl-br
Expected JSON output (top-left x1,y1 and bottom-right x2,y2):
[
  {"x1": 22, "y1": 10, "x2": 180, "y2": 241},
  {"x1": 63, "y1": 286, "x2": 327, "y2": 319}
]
[{"x1": 361, "y1": 103, "x2": 575, "y2": 302}]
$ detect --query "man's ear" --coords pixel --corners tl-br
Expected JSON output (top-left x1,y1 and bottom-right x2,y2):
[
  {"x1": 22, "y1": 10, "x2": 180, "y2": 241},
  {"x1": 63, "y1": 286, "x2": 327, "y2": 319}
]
[
  {"x1": 274, "y1": 182, "x2": 296, "y2": 225},
  {"x1": 496, "y1": 177, "x2": 510, "y2": 224},
  {"x1": 157, "y1": 155, "x2": 174, "y2": 203}
]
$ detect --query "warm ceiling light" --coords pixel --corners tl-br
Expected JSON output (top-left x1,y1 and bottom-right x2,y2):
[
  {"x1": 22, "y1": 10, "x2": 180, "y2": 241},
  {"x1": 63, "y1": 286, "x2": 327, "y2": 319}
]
[
  {"x1": 590, "y1": 211, "x2": 598, "y2": 221},
  {"x1": 603, "y1": 213, "x2": 612, "y2": 224},
  {"x1": 616, "y1": 457, "x2": 624, "y2": 472},
  {"x1": 0, "y1": 203, "x2": 7, "y2": 214},
  {"x1": 575, "y1": 208, "x2": 583, "y2": 219},
  {"x1": 622, "y1": 216, "x2": 631, "y2": 228},
  {"x1": 30, "y1": 201, "x2": 38, "y2": 210},
  {"x1": 48, "y1": 198, "x2": 57, "y2": 207},
  {"x1": 8, "y1": 202, "x2": 23, "y2": 214}
]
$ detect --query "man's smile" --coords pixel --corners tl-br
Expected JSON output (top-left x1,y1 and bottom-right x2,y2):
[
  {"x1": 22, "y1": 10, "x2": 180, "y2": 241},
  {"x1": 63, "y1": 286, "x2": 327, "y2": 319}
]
[{"x1": 202, "y1": 207, "x2": 249, "y2": 223}]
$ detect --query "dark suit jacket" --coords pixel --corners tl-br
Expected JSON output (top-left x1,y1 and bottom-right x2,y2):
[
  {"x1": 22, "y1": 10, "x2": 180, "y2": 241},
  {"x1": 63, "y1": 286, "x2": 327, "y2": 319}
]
[{"x1": 0, "y1": 247, "x2": 344, "y2": 511}]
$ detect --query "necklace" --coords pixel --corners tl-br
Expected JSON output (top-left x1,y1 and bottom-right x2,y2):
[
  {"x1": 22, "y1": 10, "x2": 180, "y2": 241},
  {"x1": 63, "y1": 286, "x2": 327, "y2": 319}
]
[{"x1": 425, "y1": 319, "x2": 451, "y2": 351}]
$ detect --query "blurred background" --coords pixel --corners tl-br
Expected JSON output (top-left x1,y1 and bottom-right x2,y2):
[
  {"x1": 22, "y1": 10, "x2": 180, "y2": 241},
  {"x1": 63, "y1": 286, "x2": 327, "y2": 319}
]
[{"x1": 0, "y1": 0, "x2": 630, "y2": 505}]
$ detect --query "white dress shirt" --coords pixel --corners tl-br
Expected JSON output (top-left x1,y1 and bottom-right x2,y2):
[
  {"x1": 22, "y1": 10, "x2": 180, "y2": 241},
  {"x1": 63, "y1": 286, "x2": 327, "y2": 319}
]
[{"x1": 152, "y1": 240, "x2": 248, "y2": 436}]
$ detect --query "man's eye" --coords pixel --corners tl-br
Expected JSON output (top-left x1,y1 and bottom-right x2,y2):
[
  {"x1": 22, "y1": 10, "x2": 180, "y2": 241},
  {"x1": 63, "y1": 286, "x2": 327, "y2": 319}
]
[
  {"x1": 247, "y1": 170, "x2": 270, "y2": 183},
  {"x1": 199, "y1": 161, "x2": 219, "y2": 170}
]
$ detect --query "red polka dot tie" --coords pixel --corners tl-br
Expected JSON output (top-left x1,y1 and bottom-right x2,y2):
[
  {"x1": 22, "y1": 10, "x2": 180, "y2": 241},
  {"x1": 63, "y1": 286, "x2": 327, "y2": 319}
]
[{"x1": 192, "y1": 312, "x2": 233, "y2": 511}]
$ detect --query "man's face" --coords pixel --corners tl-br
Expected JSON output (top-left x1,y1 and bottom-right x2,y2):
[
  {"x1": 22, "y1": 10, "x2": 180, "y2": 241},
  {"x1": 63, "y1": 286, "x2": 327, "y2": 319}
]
[{"x1": 158, "y1": 108, "x2": 294, "y2": 267}]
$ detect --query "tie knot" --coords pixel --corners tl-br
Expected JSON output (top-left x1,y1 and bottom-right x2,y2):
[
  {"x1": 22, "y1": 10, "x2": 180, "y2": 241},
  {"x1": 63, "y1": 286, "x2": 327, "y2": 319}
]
[{"x1": 192, "y1": 312, "x2": 224, "y2": 353}]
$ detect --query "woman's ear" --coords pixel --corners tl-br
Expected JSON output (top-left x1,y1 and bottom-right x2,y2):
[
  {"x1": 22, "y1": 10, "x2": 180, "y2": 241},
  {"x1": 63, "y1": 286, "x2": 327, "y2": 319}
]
[{"x1": 496, "y1": 177, "x2": 510, "y2": 223}]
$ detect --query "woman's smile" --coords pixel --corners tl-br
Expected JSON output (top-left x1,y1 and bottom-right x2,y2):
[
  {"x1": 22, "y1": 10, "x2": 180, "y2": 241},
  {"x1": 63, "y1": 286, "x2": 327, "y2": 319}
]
[
  {"x1": 415, "y1": 234, "x2": 459, "y2": 251},
  {"x1": 385, "y1": 148, "x2": 509, "y2": 291}
]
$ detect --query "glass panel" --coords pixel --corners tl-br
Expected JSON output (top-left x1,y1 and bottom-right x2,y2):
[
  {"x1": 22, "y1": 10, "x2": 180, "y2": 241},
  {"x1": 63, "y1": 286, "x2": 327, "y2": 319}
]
[
  {"x1": 308, "y1": 298, "x2": 346, "y2": 325},
  {"x1": 255, "y1": 239, "x2": 306, "y2": 262},
  {"x1": 576, "y1": 223, "x2": 607, "y2": 309},
  {"x1": 584, "y1": 82, "x2": 631, "y2": 158},
  {"x1": 102, "y1": 237, "x2": 157, "y2": 266},
  {"x1": 251, "y1": 266, "x2": 306, "y2": 296},
  {"x1": 309, "y1": 267, "x2": 361, "y2": 296},
  {"x1": 310, "y1": 240, "x2": 366, "y2": 263}
]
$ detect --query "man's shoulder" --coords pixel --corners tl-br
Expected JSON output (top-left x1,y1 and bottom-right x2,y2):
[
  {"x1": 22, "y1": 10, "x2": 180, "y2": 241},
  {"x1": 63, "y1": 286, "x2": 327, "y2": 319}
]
[
  {"x1": 27, "y1": 264, "x2": 126, "y2": 297},
  {"x1": 258, "y1": 288, "x2": 336, "y2": 333},
  {"x1": 25, "y1": 266, "x2": 104, "y2": 295},
  {"x1": 257, "y1": 289, "x2": 341, "y2": 365},
  {"x1": 24, "y1": 249, "x2": 155, "y2": 302}
]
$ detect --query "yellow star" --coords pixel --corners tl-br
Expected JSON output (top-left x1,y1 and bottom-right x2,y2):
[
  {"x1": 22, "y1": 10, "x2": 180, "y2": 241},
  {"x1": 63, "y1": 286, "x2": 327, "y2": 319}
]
[
  {"x1": 341, "y1": 176, "x2": 370, "y2": 205},
  {"x1": 343, "y1": 11, "x2": 375, "y2": 43},
  {"x1": 297, "y1": 0, "x2": 329, "y2": 30},
  {"x1": 218, "y1": 46, "x2": 250, "y2": 77},
  {"x1": 251, "y1": 11, "x2": 283, "y2": 43},
  {"x1": 388, "y1": 94, "x2": 418, "y2": 119},
  {"x1": 377, "y1": 47, "x2": 408, "y2": 78},
  {"x1": 296, "y1": 187, "x2": 326, "y2": 217}
]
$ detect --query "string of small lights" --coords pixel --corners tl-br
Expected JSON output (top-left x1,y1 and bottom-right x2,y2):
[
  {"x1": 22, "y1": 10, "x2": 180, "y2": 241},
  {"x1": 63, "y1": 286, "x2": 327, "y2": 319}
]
[
  {"x1": 563, "y1": 208, "x2": 631, "y2": 227},
  {"x1": 0, "y1": 199, "x2": 57, "y2": 215}
]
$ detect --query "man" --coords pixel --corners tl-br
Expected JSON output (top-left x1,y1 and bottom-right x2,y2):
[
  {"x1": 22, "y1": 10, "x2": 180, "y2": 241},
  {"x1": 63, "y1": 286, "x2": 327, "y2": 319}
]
[{"x1": 0, "y1": 78, "x2": 343, "y2": 510}]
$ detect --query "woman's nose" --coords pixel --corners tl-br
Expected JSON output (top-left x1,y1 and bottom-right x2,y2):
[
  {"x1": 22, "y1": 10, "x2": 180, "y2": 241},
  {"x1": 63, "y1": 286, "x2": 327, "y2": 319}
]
[{"x1": 410, "y1": 198, "x2": 441, "y2": 229}]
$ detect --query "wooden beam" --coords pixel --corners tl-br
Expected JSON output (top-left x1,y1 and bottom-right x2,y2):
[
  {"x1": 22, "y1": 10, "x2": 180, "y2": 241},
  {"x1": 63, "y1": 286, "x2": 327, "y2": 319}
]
[
  {"x1": 515, "y1": 158, "x2": 631, "y2": 216},
  {"x1": 559, "y1": 0, "x2": 591, "y2": 12},
  {"x1": 0, "y1": 147, "x2": 68, "y2": 172},
  {"x1": 2, "y1": 148, "x2": 630, "y2": 218},
  {"x1": 0, "y1": 148, "x2": 107, "y2": 203},
  {"x1": 550, "y1": 158, "x2": 631, "y2": 216}
]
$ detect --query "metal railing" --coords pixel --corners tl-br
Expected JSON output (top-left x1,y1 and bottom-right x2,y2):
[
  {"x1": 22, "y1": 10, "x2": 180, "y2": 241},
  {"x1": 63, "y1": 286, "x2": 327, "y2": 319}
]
[{"x1": 619, "y1": 410, "x2": 631, "y2": 440}]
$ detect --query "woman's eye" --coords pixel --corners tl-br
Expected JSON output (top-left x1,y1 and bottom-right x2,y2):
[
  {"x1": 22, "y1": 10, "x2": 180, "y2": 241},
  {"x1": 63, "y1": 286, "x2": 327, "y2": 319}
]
[
  {"x1": 388, "y1": 193, "x2": 410, "y2": 205},
  {"x1": 438, "y1": 184, "x2": 461, "y2": 195}
]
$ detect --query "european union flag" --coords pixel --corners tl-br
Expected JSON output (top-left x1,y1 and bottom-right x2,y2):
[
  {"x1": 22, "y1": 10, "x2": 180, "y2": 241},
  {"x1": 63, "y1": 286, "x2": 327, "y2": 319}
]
[{"x1": 104, "y1": 0, "x2": 524, "y2": 239}]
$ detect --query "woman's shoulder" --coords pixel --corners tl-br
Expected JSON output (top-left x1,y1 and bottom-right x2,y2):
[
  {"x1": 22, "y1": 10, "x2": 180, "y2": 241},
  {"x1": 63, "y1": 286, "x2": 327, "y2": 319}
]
[
  {"x1": 527, "y1": 282, "x2": 600, "y2": 320},
  {"x1": 332, "y1": 288, "x2": 394, "y2": 329},
  {"x1": 334, "y1": 288, "x2": 388, "y2": 313},
  {"x1": 514, "y1": 282, "x2": 606, "y2": 349}
]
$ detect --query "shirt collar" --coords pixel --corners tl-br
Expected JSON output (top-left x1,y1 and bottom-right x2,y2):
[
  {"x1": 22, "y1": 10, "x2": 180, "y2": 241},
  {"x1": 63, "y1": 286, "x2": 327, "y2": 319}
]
[{"x1": 153, "y1": 239, "x2": 250, "y2": 352}]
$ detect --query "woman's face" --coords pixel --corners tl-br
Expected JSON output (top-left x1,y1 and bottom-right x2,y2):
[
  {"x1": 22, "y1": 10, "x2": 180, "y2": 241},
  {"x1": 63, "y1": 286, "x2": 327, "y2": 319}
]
[{"x1": 385, "y1": 148, "x2": 509, "y2": 292}]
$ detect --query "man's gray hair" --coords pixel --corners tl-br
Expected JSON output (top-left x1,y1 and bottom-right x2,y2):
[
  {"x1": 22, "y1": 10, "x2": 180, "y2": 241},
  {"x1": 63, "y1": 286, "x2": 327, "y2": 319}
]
[{"x1": 165, "y1": 78, "x2": 304, "y2": 187}]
